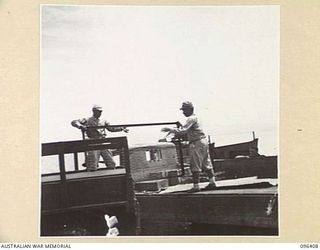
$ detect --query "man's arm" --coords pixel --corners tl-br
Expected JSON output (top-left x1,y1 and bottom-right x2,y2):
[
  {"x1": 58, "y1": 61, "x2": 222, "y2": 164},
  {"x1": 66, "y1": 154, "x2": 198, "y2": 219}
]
[
  {"x1": 71, "y1": 118, "x2": 87, "y2": 130},
  {"x1": 162, "y1": 117, "x2": 196, "y2": 135},
  {"x1": 105, "y1": 121, "x2": 128, "y2": 133}
]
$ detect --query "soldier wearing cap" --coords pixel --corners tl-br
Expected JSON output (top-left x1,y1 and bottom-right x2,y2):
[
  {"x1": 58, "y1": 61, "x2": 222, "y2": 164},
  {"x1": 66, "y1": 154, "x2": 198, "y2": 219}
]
[
  {"x1": 71, "y1": 105, "x2": 128, "y2": 171},
  {"x1": 161, "y1": 101, "x2": 216, "y2": 192}
]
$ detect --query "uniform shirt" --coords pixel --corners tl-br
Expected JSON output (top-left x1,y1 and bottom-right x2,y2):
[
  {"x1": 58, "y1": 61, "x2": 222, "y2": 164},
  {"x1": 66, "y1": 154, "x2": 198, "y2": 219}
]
[
  {"x1": 71, "y1": 116, "x2": 123, "y2": 139},
  {"x1": 172, "y1": 114, "x2": 206, "y2": 142}
]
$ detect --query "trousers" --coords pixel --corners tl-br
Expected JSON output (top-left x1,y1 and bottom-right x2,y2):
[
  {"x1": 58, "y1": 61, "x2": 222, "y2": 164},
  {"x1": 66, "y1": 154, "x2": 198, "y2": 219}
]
[
  {"x1": 189, "y1": 138, "x2": 213, "y2": 175},
  {"x1": 85, "y1": 149, "x2": 116, "y2": 170}
]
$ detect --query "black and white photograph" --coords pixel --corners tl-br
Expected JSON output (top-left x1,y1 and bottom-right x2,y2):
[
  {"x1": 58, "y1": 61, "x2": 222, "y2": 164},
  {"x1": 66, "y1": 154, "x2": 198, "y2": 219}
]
[{"x1": 40, "y1": 5, "x2": 279, "y2": 237}]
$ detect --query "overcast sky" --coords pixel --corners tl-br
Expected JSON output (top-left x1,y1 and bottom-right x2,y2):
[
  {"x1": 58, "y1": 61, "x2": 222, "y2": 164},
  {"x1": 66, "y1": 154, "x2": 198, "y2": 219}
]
[{"x1": 41, "y1": 5, "x2": 279, "y2": 155}]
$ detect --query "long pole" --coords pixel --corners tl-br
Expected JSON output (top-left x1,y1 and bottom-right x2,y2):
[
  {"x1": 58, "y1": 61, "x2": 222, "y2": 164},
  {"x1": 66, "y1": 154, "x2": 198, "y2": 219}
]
[
  {"x1": 88, "y1": 121, "x2": 181, "y2": 129},
  {"x1": 80, "y1": 121, "x2": 181, "y2": 168}
]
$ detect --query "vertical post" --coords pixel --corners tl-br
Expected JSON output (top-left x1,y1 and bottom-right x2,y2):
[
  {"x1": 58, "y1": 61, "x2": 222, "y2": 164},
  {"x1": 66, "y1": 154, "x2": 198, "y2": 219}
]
[
  {"x1": 81, "y1": 130, "x2": 86, "y2": 140},
  {"x1": 58, "y1": 153, "x2": 66, "y2": 182},
  {"x1": 209, "y1": 142, "x2": 215, "y2": 168},
  {"x1": 122, "y1": 137, "x2": 134, "y2": 209},
  {"x1": 122, "y1": 137, "x2": 141, "y2": 235},
  {"x1": 73, "y1": 153, "x2": 79, "y2": 171},
  {"x1": 119, "y1": 148, "x2": 125, "y2": 167},
  {"x1": 58, "y1": 153, "x2": 68, "y2": 209},
  {"x1": 177, "y1": 140, "x2": 185, "y2": 176},
  {"x1": 252, "y1": 131, "x2": 256, "y2": 140},
  {"x1": 81, "y1": 130, "x2": 88, "y2": 168}
]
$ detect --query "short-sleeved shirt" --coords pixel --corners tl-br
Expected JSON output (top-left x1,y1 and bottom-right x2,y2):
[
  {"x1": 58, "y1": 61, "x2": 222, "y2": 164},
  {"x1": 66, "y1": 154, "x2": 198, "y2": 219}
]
[
  {"x1": 173, "y1": 114, "x2": 206, "y2": 142},
  {"x1": 74, "y1": 116, "x2": 123, "y2": 139}
]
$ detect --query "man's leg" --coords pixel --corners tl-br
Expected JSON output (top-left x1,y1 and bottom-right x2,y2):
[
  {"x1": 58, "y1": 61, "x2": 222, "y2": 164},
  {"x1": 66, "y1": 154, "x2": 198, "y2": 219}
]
[
  {"x1": 204, "y1": 168, "x2": 216, "y2": 185},
  {"x1": 86, "y1": 150, "x2": 99, "y2": 171},
  {"x1": 202, "y1": 144, "x2": 217, "y2": 189},
  {"x1": 192, "y1": 172, "x2": 200, "y2": 190},
  {"x1": 101, "y1": 149, "x2": 116, "y2": 169},
  {"x1": 189, "y1": 143, "x2": 202, "y2": 192}
]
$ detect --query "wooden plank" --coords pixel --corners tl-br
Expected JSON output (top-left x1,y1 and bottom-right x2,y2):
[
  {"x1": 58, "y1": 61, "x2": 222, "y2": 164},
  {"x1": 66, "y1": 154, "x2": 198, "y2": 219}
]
[
  {"x1": 66, "y1": 177, "x2": 127, "y2": 206},
  {"x1": 143, "y1": 185, "x2": 278, "y2": 196},
  {"x1": 41, "y1": 201, "x2": 128, "y2": 215},
  {"x1": 210, "y1": 138, "x2": 258, "y2": 159},
  {"x1": 41, "y1": 182, "x2": 62, "y2": 211},
  {"x1": 149, "y1": 171, "x2": 168, "y2": 179},
  {"x1": 135, "y1": 179, "x2": 169, "y2": 192},
  {"x1": 168, "y1": 177, "x2": 181, "y2": 186},
  {"x1": 213, "y1": 156, "x2": 278, "y2": 180},
  {"x1": 197, "y1": 186, "x2": 277, "y2": 195},
  {"x1": 42, "y1": 137, "x2": 127, "y2": 156},
  {"x1": 137, "y1": 191, "x2": 278, "y2": 229},
  {"x1": 41, "y1": 174, "x2": 127, "y2": 212},
  {"x1": 66, "y1": 168, "x2": 125, "y2": 180},
  {"x1": 159, "y1": 177, "x2": 277, "y2": 194},
  {"x1": 41, "y1": 168, "x2": 126, "y2": 183}
]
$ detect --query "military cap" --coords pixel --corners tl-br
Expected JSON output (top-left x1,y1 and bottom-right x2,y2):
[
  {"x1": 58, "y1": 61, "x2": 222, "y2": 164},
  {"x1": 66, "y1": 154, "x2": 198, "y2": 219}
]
[
  {"x1": 92, "y1": 104, "x2": 103, "y2": 111},
  {"x1": 180, "y1": 101, "x2": 194, "y2": 110}
]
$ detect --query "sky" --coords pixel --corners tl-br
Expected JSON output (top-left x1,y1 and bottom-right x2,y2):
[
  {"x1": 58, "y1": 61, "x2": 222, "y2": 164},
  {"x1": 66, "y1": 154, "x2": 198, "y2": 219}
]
[{"x1": 41, "y1": 5, "x2": 279, "y2": 155}]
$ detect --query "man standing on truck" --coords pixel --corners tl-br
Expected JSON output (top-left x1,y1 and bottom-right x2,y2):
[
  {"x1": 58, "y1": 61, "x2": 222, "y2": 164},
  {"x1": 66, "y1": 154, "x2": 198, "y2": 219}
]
[
  {"x1": 71, "y1": 105, "x2": 128, "y2": 171},
  {"x1": 161, "y1": 101, "x2": 216, "y2": 192}
]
